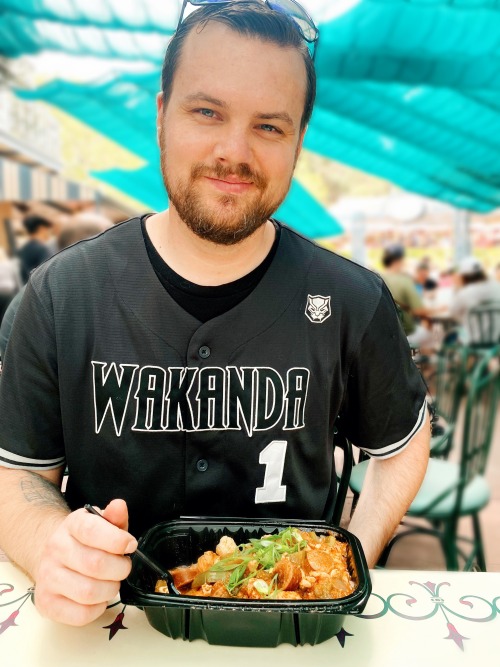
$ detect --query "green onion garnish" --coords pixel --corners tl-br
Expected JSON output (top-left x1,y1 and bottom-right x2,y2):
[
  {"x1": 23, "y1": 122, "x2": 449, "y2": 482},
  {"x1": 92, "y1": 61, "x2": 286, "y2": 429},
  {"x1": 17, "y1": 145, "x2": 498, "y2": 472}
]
[{"x1": 197, "y1": 528, "x2": 309, "y2": 597}]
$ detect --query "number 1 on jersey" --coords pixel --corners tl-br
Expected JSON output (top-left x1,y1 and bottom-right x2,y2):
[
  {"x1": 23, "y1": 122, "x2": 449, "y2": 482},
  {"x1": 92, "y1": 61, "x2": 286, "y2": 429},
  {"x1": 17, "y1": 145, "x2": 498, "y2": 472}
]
[{"x1": 255, "y1": 440, "x2": 287, "y2": 504}]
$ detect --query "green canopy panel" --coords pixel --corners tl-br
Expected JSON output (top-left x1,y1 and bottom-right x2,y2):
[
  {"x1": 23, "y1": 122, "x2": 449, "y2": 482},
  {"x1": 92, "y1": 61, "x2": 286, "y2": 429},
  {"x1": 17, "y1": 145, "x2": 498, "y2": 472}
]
[
  {"x1": 316, "y1": 81, "x2": 500, "y2": 179},
  {"x1": 17, "y1": 74, "x2": 160, "y2": 163},
  {"x1": 91, "y1": 164, "x2": 343, "y2": 238},
  {"x1": 318, "y1": 0, "x2": 500, "y2": 88},
  {"x1": 4, "y1": 0, "x2": 500, "y2": 87},
  {"x1": 0, "y1": 0, "x2": 179, "y2": 31},
  {"x1": 305, "y1": 122, "x2": 494, "y2": 212},
  {"x1": 275, "y1": 178, "x2": 343, "y2": 237},
  {"x1": 0, "y1": 11, "x2": 170, "y2": 60},
  {"x1": 308, "y1": 108, "x2": 500, "y2": 210},
  {"x1": 92, "y1": 164, "x2": 168, "y2": 212}
]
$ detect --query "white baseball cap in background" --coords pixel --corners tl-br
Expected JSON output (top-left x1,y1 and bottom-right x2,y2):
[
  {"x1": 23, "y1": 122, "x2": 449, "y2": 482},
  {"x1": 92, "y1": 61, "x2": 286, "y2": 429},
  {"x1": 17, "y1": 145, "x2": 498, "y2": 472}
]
[{"x1": 457, "y1": 256, "x2": 483, "y2": 276}]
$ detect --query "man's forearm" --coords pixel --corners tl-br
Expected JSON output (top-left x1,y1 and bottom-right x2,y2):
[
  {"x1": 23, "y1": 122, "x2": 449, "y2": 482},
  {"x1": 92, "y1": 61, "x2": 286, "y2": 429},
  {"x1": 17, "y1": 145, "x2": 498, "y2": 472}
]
[
  {"x1": 0, "y1": 468, "x2": 136, "y2": 626},
  {"x1": 348, "y1": 413, "x2": 431, "y2": 568},
  {"x1": 0, "y1": 467, "x2": 69, "y2": 579}
]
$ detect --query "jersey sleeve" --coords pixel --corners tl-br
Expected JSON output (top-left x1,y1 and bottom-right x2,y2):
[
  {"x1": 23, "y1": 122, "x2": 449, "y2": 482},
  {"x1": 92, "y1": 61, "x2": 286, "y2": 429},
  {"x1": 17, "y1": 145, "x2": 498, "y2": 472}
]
[
  {"x1": 0, "y1": 281, "x2": 65, "y2": 470},
  {"x1": 339, "y1": 282, "x2": 428, "y2": 459},
  {"x1": 0, "y1": 289, "x2": 24, "y2": 359}
]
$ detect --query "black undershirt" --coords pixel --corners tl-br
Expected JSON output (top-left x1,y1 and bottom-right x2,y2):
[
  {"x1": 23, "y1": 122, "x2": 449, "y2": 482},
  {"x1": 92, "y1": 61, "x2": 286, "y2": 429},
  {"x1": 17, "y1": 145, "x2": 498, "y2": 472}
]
[{"x1": 141, "y1": 215, "x2": 281, "y2": 323}]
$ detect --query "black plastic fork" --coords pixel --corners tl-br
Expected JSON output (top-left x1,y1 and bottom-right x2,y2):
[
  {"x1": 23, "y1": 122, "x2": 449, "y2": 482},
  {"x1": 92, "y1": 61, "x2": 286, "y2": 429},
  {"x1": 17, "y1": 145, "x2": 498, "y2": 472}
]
[{"x1": 84, "y1": 504, "x2": 181, "y2": 595}]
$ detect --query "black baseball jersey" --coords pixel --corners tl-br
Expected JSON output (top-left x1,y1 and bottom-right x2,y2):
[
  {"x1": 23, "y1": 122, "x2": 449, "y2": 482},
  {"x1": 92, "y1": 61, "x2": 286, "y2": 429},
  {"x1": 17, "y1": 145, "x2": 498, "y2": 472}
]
[{"x1": 0, "y1": 218, "x2": 427, "y2": 537}]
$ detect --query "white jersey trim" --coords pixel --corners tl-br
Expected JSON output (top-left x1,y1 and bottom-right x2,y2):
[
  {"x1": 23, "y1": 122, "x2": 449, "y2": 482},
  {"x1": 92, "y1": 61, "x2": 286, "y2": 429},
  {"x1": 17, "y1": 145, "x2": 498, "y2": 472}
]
[
  {"x1": 0, "y1": 446, "x2": 65, "y2": 470},
  {"x1": 360, "y1": 398, "x2": 428, "y2": 460}
]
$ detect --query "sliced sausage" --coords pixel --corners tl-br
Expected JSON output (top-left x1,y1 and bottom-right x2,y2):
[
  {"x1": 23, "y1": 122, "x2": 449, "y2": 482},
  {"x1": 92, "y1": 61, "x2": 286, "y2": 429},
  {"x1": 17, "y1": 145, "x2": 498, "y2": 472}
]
[
  {"x1": 306, "y1": 549, "x2": 335, "y2": 573},
  {"x1": 274, "y1": 558, "x2": 302, "y2": 591},
  {"x1": 169, "y1": 564, "x2": 200, "y2": 590}
]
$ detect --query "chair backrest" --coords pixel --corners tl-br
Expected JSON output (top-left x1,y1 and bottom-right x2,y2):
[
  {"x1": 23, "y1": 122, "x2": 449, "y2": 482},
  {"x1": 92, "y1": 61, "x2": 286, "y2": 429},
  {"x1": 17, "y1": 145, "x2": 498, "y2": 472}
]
[
  {"x1": 460, "y1": 346, "x2": 500, "y2": 490},
  {"x1": 324, "y1": 435, "x2": 353, "y2": 526},
  {"x1": 334, "y1": 436, "x2": 353, "y2": 525},
  {"x1": 420, "y1": 345, "x2": 499, "y2": 517},
  {"x1": 467, "y1": 300, "x2": 500, "y2": 348},
  {"x1": 433, "y1": 343, "x2": 467, "y2": 425}
]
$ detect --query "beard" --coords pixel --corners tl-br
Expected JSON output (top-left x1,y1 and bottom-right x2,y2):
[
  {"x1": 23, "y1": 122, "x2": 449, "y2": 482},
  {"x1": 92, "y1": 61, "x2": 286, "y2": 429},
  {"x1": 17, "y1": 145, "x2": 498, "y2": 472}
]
[{"x1": 159, "y1": 134, "x2": 292, "y2": 246}]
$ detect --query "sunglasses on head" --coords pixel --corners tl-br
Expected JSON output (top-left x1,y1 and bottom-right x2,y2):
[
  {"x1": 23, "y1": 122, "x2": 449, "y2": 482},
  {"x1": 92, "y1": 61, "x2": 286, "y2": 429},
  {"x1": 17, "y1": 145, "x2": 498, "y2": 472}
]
[{"x1": 176, "y1": 0, "x2": 319, "y2": 60}]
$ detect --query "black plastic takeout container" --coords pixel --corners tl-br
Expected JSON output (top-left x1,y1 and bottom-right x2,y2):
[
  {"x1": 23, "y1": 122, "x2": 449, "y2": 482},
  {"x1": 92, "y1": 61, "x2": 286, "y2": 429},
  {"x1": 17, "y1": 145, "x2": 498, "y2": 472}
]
[{"x1": 120, "y1": 517, "x2": 372, "y2": 647}]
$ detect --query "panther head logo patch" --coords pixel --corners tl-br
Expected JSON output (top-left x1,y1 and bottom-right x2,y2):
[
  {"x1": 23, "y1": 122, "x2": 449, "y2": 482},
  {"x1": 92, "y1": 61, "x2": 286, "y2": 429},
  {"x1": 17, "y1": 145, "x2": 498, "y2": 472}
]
[{"x1": 305, "y1": 295, "x2": 331, "y2": 323}]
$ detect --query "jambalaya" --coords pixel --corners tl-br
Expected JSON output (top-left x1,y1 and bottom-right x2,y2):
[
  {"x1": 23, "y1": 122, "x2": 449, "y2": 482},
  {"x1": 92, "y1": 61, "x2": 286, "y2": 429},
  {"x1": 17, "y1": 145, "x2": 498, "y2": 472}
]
[{"x1": 155, "y1": 528, "x2": 356, "y2": 600}]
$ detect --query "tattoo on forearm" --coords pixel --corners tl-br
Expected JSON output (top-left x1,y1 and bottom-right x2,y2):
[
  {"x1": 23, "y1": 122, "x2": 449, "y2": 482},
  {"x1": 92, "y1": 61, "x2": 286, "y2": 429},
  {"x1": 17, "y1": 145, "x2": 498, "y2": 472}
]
[{"x1": 20, "y1": 475, "x2": 67, "y2": 510}]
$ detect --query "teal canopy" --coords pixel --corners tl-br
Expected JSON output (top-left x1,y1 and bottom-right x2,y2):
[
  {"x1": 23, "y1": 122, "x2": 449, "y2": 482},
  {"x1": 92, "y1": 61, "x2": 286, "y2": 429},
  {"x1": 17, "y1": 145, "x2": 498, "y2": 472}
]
[
  {"x1": 91, "y1": 164, "x2": 168, "y2": 213},
  {"x1": 6, "y1": 0, "x2": 500, "y2": 220},
  {"x1": 0, "y1": 0, "x2": 176, "y2": 61},
  {"x1": 316, "y1": 0, "x2": 500, "y2": 89},
  {"x1": 5, "y1": 0, "x2": 500, "y2": 85},
  {"x1": 274, "y1": 178, "x2": 343, "y2": 237}
]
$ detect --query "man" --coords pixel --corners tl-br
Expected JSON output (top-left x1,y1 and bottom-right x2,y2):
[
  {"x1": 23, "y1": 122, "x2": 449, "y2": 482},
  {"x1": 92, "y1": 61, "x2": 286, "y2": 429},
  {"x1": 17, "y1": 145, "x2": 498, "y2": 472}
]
[
  {"x1": 17, "y1": 214, "x2": 53, "y2": 284},
  {"x1": 449, "y1": 256, "x2": 500, "y2": 345},
  {"x1": 381, "y1": 243, "x2": 434, "y2": 351},
  {"x1": 0, "y1": 1, "x2": 430, "y2": 627}
]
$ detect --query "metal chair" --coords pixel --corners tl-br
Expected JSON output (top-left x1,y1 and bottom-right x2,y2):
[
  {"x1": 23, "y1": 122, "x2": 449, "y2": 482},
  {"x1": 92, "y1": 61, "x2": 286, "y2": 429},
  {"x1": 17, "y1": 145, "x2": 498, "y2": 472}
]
[
  {"x1": 350, "y1": 342, "x2": 466, "y2": 523},
  {"x1": 323, "y1": 434, "x2": 353, "y2": 526},
  {"x1": 334, "y1": 435, "x2": 353, "y2": 525},
  {"x1": 428, "y1": 343, "x2": 468, "y2": 459},
  {"x1": 349, "y1": 345, "x2": 500, "y2": 571},
  {"x1": 466, "y1": 300, "x2": 500, "y2": 349}
]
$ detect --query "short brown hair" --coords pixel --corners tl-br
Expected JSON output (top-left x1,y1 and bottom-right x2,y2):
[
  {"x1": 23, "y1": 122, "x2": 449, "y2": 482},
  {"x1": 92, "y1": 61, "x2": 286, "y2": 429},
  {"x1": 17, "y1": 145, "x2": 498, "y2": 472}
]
[{"x1": 161, "y1": 1, "x2": 316, "y2": 131}]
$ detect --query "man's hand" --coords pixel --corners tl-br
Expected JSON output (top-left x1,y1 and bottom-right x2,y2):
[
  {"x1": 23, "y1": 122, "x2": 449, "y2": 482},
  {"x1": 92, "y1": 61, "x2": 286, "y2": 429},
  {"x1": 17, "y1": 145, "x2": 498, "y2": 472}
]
[{"x1": 33, "y1": 499, "x2": 138, "y2": 626}]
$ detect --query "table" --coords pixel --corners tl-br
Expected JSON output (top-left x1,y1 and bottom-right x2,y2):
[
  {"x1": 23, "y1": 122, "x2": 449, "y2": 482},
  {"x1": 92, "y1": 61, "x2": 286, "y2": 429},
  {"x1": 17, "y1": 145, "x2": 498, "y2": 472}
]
[{"x1": 1, "y1": 562, "x2": 498, "y2": 667}]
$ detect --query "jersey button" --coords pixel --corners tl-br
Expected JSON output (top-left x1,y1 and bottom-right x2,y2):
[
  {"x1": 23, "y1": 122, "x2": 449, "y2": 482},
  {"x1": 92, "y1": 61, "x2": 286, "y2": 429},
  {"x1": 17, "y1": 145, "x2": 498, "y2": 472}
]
[
  {"x1": 198, "y1": 346, "x2": 211, "y2": 359},
  {"x1": 196, "y1": 458, "x2": 209, "y2": 472}
]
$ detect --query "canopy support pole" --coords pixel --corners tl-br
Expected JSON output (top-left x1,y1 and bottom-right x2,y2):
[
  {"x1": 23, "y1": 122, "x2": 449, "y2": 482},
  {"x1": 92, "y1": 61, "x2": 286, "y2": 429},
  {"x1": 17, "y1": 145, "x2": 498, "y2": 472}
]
[
  {"x1": 351, "y1": 213, "x2": 366, "y2": 266},
  {"x1": 454, "y1": 208, "x2": 471, "y2": 264}
]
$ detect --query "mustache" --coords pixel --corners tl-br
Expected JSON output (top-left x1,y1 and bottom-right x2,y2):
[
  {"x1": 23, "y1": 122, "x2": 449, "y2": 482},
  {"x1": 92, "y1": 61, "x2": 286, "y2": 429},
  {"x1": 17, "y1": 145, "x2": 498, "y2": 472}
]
[{"x1": 191, "y1": 162, "x2": 267, "y2": 190}]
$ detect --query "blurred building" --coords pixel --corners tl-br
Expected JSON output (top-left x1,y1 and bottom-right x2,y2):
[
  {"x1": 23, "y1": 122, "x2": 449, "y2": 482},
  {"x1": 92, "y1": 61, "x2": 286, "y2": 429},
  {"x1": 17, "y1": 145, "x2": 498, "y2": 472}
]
[{"x1": 0, "y1": 58, "x2": 134, "y2": 256}]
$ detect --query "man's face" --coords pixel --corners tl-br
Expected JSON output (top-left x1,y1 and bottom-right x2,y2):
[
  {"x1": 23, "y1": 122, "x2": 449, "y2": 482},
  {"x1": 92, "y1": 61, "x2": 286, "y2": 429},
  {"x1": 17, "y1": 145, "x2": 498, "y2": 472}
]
[{"x1": 157, "y1": 21, "x2": 307, "y2": 245}]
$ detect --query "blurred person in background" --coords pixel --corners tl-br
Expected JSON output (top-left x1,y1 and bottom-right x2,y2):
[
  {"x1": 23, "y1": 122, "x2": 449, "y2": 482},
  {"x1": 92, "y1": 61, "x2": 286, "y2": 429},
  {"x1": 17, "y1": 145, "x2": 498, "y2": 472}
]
[
  {"x1": 439, "y1": 266, "x2": 457, "y2": 289},
  {"x1": 45, "y1": 217, "x2": 64, "y2": 257},
  {"x1": 413, "y1": 258, "x2": 441, "y2": 314},
  {"x1": 0, "y1": 248, "x2": 22, "y2": 327},
  {"x1": 381, "y1": 244, "x2": 434, "y2": 352},
  {"x1": 0, "y1": 213, "x2": 112, "y2": 360},
  {"x1": 495, "y1": 262, "x2": 500, "y2": 283},
  {"x1": 414, "y1": 259, "x2": 438, "y2": 296},
  {"x1": 449, "y1": 256, "x2": 500, "y2": 345},
  {"x1": 17, "y1": 214, "x2": 53, "y2": 284}
]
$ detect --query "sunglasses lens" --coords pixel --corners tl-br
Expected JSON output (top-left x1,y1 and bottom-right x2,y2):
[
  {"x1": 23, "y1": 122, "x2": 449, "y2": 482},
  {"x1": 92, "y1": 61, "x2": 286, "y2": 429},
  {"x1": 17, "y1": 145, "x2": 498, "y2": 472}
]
[{"x1": 267, "y1": 0, "x2": 318, "y2": 42}]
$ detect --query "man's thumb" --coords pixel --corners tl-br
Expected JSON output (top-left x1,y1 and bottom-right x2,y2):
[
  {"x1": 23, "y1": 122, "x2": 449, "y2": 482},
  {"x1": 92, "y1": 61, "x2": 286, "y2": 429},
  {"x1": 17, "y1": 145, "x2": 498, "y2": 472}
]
[{"x1": 102, "y1": 498, "x2": 129, "y2": 532}]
